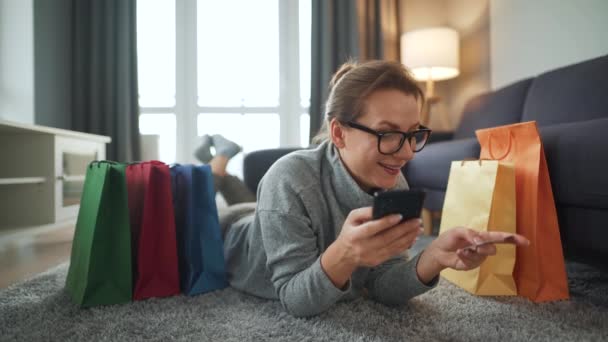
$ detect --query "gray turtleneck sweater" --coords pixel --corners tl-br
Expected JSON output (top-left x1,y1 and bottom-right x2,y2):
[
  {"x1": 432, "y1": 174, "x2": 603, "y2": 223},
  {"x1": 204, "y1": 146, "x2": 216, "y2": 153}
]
[{"x1": 223, "y1": 141, "x2": 438, "y2": 317}]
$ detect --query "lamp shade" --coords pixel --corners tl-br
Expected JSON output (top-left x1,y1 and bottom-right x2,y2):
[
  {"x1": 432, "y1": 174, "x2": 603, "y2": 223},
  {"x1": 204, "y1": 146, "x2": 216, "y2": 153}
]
[{"x1": 401, "y1": 27, "x2": 460, "y2": 81}]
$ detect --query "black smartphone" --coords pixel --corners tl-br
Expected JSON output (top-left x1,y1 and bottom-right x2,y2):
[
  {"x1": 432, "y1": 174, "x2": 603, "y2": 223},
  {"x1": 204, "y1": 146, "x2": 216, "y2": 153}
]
[{"x1": 372, "y1": 190, "x2": 426, "y2": 222}]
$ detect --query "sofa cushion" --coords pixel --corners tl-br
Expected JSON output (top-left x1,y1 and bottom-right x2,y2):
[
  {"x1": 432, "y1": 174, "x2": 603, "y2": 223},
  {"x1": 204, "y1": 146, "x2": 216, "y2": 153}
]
[
  {"x1": 403, "y1": 137, "x2": 480, "y2": 192},
  {"x1": 522, "y1": 54, "x2": 608, "y2": 127},
  {"x1": 540, "y1": 117, "x2": 608, "y2": 209},
  {"x1": 454, "y1": 78, "x2": 533, "y2": 140}
]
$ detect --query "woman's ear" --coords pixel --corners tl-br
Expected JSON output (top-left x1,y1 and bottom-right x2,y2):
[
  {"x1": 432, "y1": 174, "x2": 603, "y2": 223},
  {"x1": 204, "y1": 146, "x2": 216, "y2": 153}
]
[{"x1": 329, "y1": 118, "x2": 346, "y2": 148}]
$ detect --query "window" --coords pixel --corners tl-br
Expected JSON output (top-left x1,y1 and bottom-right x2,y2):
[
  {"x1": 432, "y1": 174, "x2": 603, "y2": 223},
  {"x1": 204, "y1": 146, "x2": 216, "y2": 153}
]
[
  {"x1": 139, "y1": 114, "x2": 177, "y2": 163},
  {"x1": 137, "y1": 0, "x2": 311, "y2": 177},
  {"x1": 137, "y1": 0, "x2": 176, "y2": 107},
  {"x1": 197, "y1": 1, "x2": 279, "y2": 107}
]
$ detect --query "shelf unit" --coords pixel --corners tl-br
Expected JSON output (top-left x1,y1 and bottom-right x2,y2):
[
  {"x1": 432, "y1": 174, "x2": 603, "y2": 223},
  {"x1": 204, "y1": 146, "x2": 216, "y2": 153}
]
[
  {"x1": 0, "y1": 120, "x2": 111, "y2": 229},
  {"x1": 0, "y1": 178, "x2": 47, "y2": 185}
]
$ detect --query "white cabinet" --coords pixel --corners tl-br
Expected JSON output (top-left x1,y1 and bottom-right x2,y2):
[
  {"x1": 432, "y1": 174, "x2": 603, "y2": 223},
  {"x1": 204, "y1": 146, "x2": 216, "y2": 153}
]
[{"x1": 0, "y1": 120, "x2": 110, "y2": 229}]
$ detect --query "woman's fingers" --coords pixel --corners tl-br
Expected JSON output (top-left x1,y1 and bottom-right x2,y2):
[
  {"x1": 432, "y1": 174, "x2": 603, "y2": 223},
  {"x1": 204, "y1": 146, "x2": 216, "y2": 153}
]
[
  {"x1": 344, "y1": 208, "x2": 425, "y2": 267},
  {"x1": 357, "y1": 218, "x2": 422, "y2": 265},
  {"x1": 360, "y1": 213, "x2": 402, "y2": 237},
  {"x1": 368, "y1": 218, "x2": 421, "y2": 249},
  {"x1": 457, "y1": 233, "x2": 498, "y2": 256},
  {"x1": 346, "y1": 207, "x2": 405, "y2": 239},
  {"x1": 437, "y1": 227, "x2": 477, "y2": 247},
  {"x1": 454, "y1": 249, "x2": 486, "y2": 269},
  {"x1": 360, "y1": 214, "x2": 410, "y2": 238},
  {"x1": 478, "y1": 231, "x2": 530, "y2": 247},
  {"x1": 452, "y1": 229, "x2": 530, "y2": 251},
  {"x1": 347, "y1": 207, "x2": 374, "y2": 225},
  {"x1": 437, "y1": 227, "x2": 531, "y2": 271},
  {"x1": 379, "y1": 221, "x2": 422, "y2": 258},
  {"x1": 384, "y1": 224, "x2": 421, "y2": 254},
  {"x1": 466, "y1": 243, "x2": 497, "y2": 256}
]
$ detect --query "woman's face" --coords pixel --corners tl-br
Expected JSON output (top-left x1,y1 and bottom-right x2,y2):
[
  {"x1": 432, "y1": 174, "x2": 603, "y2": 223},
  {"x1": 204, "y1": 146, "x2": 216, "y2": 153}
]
[{"x1": 331, "y1": 88, "x2": 421, "y2": 192}]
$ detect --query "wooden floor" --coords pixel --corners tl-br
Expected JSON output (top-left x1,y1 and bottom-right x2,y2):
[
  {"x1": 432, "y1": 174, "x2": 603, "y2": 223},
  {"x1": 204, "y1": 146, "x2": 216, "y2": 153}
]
[{"x1": 0, "y1": 221, "x2": 75, "y2": 289}]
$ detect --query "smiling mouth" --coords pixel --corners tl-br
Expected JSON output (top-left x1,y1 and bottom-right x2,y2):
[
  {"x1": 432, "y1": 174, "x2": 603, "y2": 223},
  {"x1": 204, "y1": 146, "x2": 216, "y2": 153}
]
[
  {"x1": 378, "y1": 162, "x2": 403, "y2": 174},
  {"x1": 378, "y1": 162, "x2": 402, "y2": 169}
]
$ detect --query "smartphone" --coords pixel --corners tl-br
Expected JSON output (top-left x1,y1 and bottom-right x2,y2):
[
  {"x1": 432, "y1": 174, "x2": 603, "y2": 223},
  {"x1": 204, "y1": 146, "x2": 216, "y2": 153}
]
[{"x1": 372, "y1": 189, "x2": 426, "y2": 222}]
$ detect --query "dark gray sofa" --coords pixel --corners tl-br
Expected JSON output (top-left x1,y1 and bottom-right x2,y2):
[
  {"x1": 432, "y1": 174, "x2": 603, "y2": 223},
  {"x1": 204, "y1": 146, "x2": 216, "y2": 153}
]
[{"x1": 243, "y1": 55, "x2": 608, "y2": 267}]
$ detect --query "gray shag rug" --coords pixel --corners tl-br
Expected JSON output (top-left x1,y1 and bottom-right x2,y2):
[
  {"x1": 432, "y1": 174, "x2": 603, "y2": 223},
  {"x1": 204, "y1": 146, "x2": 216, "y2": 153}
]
[{"x1": 1, "y1": 259, "x2": 608, "y2": 341}]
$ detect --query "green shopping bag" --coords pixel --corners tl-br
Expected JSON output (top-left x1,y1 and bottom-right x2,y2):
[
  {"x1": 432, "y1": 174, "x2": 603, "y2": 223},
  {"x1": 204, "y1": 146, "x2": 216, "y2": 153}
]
[{"x1": 65, "y1": 161, "x2": 132, "y2": 307}]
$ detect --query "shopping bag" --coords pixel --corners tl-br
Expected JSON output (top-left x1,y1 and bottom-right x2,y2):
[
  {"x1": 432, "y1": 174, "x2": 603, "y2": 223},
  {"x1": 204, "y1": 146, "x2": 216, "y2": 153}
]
[
  {"x1": 126, "y1": 161, "x2": 180, "y2": 300},
  {"x1": 439, "y1": 160, "x2": 517, "y2": 296},
  {"x1": 126, "y1": 162, "x2": 145, "y2": 283},
  {"x1": 476, "y1": 121, "x2": 569, "y2": 302},
  {"x1": 65, "y1": 161, "x2": 132, "y2": 307},
  {"x1": 170, "y1": 164, "x2": 228, "y2": 296}
]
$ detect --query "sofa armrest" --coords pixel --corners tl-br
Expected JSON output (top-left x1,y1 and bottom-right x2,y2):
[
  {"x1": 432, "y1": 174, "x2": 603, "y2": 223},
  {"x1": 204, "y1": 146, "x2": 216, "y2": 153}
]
[{"x1": 243, "y1": 148, "x2": 301, "y2": 193}]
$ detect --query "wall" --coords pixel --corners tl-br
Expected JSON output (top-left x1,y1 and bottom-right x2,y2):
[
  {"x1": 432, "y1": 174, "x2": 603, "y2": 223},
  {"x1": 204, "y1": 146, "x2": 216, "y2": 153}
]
[
  {"x1": 34, "y1": 0, "x2": 72, "y2": 129},
  {"x1": 444, "y1": 0, "x2": 491, "y2": 129},
  {"x1": 490, "y1": 0, "x2": 608, "y2": 89},
  {"x1": 400, "y1": 0, "x2": 491, "y2": 131},
  {"x1": 0, "y1": 0, "x2": 35, "y2": 124},
  {"x1": 0, "y1": 0, "x2": 72, "y2": 129}
]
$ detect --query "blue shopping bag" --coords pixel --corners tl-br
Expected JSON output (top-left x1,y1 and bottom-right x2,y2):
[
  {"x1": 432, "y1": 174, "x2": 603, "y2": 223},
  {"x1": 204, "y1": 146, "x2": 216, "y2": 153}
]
[{"x1": 170, "y1": 164, "x2": 228, "y2": 295}]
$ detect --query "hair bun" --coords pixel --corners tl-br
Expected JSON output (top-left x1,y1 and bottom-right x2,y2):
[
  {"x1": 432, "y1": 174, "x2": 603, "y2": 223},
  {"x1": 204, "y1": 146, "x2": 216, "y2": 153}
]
[{"x1": 329, "y1": 61, "x2": 357, "y2": 90}]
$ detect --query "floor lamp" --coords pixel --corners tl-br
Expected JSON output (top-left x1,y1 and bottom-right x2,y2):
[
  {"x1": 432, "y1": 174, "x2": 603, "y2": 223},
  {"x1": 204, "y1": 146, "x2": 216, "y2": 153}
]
[
  {"x1": 401, "y1": 27, "x2": 460, "y2": 128},
  {"x1": 401, "y1": 27, "x2": 460, "y2": 234}
]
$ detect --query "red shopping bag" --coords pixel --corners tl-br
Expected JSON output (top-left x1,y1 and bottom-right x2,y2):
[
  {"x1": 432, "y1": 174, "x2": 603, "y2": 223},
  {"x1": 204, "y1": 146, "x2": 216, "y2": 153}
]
[{"x1": 126, "y1": 161, "x2": 180, "y2": 300}]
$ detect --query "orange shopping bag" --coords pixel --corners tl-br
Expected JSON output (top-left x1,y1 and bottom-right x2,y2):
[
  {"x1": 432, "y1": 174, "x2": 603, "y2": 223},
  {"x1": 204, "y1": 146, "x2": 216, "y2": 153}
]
[{"x1": 476, "y1": 121, "x2": 569, "y2": 302}]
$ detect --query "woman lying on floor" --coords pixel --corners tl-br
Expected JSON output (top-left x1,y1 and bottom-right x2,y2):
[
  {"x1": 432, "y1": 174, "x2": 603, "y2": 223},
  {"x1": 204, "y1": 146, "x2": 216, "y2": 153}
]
[{"x1": 197, "y1": 60, "x2": 529, "y2": 318}]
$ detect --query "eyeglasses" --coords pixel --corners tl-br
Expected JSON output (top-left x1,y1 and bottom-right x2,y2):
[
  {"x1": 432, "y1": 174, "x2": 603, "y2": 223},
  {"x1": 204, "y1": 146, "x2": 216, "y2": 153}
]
[{"x1": 344, "y1": 121, "x2": 432, "y2": 154}]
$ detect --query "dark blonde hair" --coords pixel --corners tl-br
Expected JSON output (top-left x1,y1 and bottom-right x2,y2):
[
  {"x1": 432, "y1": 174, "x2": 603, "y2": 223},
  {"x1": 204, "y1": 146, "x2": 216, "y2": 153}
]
[{"x1": 312, "y1": 60, "x2": 425, "y2": 144}]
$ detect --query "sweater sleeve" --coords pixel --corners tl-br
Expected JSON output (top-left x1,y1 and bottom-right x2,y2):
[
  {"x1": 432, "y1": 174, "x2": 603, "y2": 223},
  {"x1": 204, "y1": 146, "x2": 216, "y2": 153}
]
[
  {"x1": 365, "y1": 251, "x2": 439, "y2": 306},
  {"x1": 257, "y1": 210, "x2": 351, "y2": 317}
]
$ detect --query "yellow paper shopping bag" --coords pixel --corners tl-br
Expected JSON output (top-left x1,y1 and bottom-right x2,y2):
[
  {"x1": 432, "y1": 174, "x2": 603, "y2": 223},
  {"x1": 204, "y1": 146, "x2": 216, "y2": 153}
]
[{"x1": 439, "y1": 160, "x2": 517, "y2": 296}]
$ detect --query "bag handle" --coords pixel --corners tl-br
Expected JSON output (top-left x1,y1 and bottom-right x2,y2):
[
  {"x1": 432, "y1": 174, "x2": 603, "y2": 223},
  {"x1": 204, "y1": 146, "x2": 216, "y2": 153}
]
[
  {"x1": 89, "y1": 160, "x2": 118, "y2": 168},
  {"x1": 488, "y1": 131, "x2": 514, "y2": 160}
]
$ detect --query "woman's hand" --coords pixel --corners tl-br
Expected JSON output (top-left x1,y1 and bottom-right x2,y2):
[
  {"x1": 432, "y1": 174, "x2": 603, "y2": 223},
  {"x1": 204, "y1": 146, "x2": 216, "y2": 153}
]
[
  {"x1": 416, "y1": 227, "x2": 530, "y2": 284},
  {"x1": 321, "y1": 207, "x2": 423, "y2": 288}
]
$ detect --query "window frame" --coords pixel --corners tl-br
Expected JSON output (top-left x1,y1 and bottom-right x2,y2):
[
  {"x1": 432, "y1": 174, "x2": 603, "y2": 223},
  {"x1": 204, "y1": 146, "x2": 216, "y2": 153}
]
[{"x1": 138, "y1": 0, "x2": 309, "y2": 164}]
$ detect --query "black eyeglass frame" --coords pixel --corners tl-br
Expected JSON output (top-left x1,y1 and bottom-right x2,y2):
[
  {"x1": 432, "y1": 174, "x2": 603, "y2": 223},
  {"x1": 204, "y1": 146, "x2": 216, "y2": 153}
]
[{"x1": 344, "y1": 121, "x2": 433, "y2": 154}]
